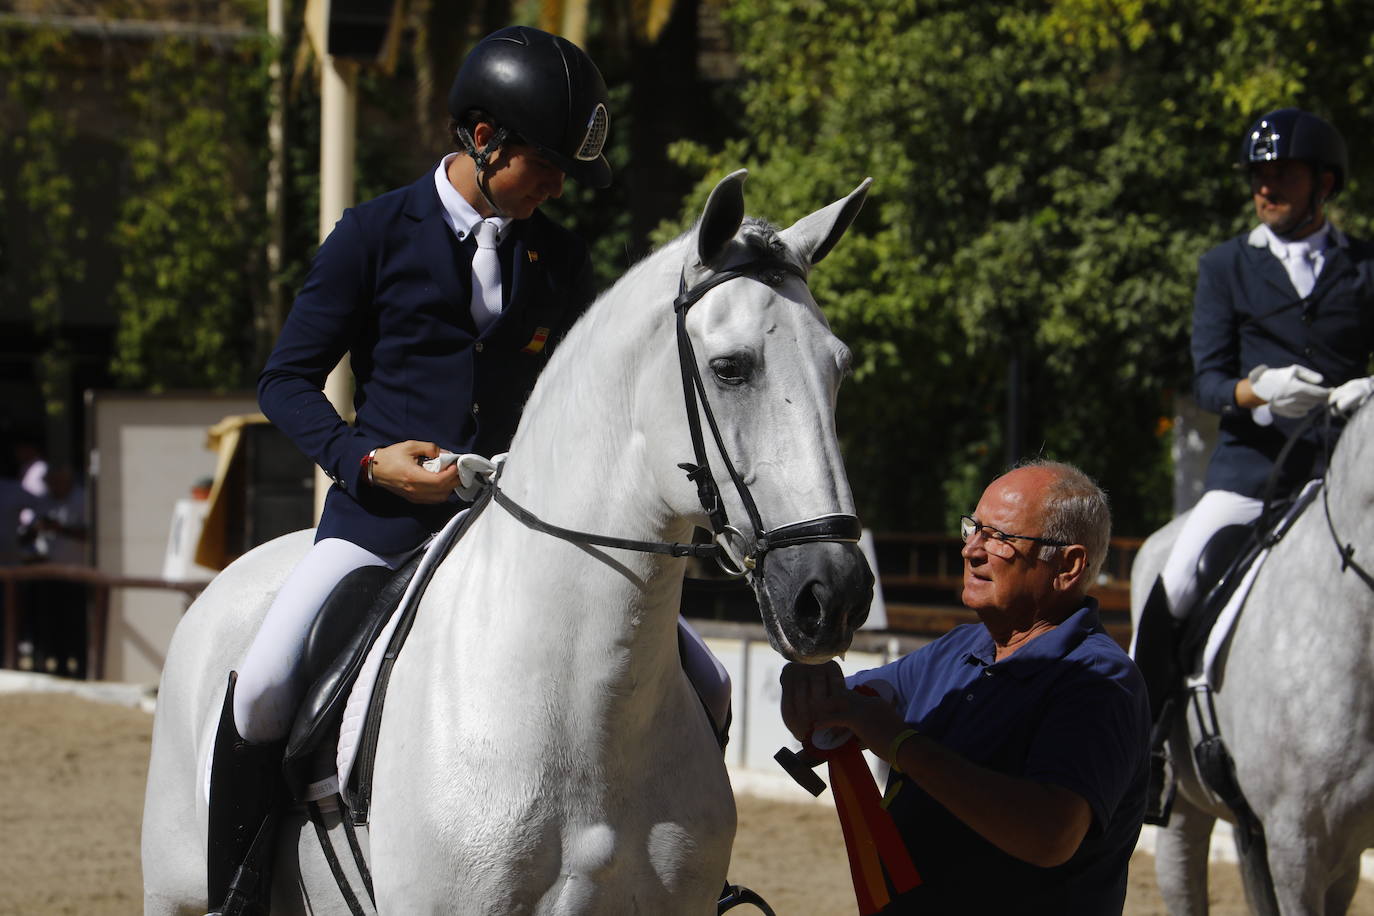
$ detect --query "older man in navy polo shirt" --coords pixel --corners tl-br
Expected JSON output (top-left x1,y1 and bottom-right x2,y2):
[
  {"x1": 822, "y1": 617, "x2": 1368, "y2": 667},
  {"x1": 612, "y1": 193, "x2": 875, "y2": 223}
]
[{"x1": 781, "y1": 460, "x2": 1150, "y2": 913}]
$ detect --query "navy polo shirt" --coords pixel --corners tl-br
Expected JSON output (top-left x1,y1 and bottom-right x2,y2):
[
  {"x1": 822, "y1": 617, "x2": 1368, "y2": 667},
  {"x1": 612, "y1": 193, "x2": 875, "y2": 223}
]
[{"x1": 848, "y1": 601, "x2": 1150, "y2": 914}]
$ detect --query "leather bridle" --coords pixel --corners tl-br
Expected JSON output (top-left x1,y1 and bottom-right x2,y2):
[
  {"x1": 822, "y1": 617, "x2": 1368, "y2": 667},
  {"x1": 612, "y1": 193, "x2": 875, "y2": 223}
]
[
  {"x1": 488, "y1": 256, "x2": 862, "y2": 576},
  {"x1": 1260, "y1": 404, "x2": 1374, "y2": 591}
]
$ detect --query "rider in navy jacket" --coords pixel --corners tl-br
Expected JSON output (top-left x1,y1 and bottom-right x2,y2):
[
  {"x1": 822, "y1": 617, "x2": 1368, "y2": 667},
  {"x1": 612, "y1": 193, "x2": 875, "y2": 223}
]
[
  {"x1": 258, "y1": 174, "x2": 594, "y2": 557},
  {"x1": 205, "y1": 28, "x2": 612, "y2": 916},
  {"x1": 1193, "y1": 222, "x2": 1374, "y2": 498},
  {"x1": 1133, "y1": 109, "x2": 1374, "y2": 824}
]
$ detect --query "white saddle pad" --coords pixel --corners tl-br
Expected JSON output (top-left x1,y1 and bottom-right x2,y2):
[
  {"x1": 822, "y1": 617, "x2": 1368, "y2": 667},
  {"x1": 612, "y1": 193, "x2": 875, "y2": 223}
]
[
  {"x1": 1199, "y1": 478, "x2": 1321, "y2": 685},
  {"x1": 302, "y1": 507, "x2": 472, "y2": 803}
]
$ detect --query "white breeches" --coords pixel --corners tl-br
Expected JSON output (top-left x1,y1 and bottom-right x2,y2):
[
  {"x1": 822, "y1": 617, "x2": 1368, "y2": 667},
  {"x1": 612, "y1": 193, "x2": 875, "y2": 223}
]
[
  {"x1": 1160, "y1": 489, "x2": 1263, "y2": 619},
  {"x1": 234, "y1": 537, "x2": 734, "y2": 745},
  {"x1": 235, "y1": 538, "x2": 398, "y2": 743}
]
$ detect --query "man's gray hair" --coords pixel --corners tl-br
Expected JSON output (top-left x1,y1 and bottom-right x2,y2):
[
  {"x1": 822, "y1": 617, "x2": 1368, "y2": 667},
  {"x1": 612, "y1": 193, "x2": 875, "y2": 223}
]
[{"x1": 1018, "y1": 459, "x2": 1111, "y2": 584}]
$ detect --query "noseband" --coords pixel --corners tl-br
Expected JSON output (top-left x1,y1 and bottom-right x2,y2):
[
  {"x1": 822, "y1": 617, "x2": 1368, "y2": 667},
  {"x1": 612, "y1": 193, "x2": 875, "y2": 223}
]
[{"x1": 487, "y1": 257, "x2": 862, "y2": 575}]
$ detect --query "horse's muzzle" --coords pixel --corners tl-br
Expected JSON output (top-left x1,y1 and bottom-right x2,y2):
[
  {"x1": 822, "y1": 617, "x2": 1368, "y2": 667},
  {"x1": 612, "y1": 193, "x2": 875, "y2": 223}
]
[{"x1": 755, "y1": 541, "x2": 873, "y2": 662}]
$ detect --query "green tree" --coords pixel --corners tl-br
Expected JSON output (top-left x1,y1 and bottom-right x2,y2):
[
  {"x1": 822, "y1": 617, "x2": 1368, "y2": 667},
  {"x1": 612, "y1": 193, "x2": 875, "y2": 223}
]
[
  {"x1": 110, "y1": 33, "x2": 271, "y2": 390},
  {"x1": 668, "y1": 0, "x2": 1374, "y2": 535},
  {"x1": 0, "y1": 26, "x2": 86, "y2": 423}
]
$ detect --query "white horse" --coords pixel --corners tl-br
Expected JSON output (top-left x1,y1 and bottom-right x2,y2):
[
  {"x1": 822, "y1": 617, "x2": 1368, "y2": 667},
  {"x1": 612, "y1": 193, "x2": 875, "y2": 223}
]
[
  {"x1": 1130, "y1": 397, "x2": 1374, "y2": 915},
  {"x1": 142, "y1": 170, "x2": 875, "y2": 915}
]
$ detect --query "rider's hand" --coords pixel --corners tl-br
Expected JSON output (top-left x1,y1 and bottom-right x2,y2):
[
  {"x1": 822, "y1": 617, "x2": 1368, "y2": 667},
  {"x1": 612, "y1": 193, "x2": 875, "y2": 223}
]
[
  {"x1": 1328, "y1": 376, "x2": 1374, "y2": 418},
  {"x1": 1248, "y1": 364, "x2": 1330, "y2": 418},
  {"x1": 420, "y1": 451, "x2": 500, "y2": 500},
  {"x1": 367, "y1": 441, "x2": 460, "y2": 504}
]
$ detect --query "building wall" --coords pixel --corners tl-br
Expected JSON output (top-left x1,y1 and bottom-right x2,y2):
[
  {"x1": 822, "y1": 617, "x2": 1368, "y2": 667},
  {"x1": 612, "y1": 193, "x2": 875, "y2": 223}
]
[{"x1": 89, "y1": 390, "x2": 258, "y2": 684}]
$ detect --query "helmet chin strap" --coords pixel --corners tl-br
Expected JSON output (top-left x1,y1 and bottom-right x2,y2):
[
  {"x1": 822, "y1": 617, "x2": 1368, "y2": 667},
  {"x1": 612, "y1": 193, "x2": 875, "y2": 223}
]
[{"x1": 457, "y1": 124, "x2": 510, "y2": 219}]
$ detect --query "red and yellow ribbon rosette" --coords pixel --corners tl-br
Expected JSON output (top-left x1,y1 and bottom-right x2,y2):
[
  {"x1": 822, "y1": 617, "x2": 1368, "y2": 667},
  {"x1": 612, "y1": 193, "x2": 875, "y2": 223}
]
[{"x1": 800, "y1": 684, "x2": 921, "y2": 914}]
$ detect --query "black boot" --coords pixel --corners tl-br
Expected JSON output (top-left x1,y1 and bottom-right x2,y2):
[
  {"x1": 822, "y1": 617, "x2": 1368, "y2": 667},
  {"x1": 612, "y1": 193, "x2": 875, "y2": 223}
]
[
  {"x1": 207, "y1": 672, "x2": 284, "y2": 916},
  {"x1": 1132, "y1": 576, "x2": 1183, "y2": 825}
]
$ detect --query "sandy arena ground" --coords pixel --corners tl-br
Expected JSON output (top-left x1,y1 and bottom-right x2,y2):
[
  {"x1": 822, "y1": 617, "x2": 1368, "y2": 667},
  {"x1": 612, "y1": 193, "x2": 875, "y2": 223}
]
[{"x1": 1, "y1": 690, "x2": 1372, "y2": 915}]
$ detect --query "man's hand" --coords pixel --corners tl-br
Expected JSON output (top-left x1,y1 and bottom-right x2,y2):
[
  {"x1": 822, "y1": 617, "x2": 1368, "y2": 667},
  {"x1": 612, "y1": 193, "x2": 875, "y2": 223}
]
[
  {"x1": 1248, "y1": 364, "x2": 1329, "y2": 417},
  {"x1": 779, "y1": 661, "x2": 904, "y2": 759},
  {"x1": 1328, "y1": 376, "x2": 1374, "y2": 417},
  {"x1": 780, "y1": 661, "x2": 1094, "y2": 867},
  {"x1": 368, "y1": 440, "x2": 460, "y2": 504}
]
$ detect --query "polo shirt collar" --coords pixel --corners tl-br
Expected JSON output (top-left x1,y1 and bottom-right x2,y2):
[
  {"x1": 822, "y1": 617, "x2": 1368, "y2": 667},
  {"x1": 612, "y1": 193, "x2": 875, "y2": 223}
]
[{"x1": 964, "y1": 598, "x2": 1102, "y2": 678}]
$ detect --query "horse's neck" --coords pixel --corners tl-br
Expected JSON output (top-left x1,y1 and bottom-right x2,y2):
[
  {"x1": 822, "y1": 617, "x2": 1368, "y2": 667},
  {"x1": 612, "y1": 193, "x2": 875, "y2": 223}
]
[
  {"x1": 1330, "y1": 405, "x2": 1374, "y2": 520},
  {"x1": 500, "y1": 238, "x2": 690, "y2": 542},
  {"x1": 470, "y1": 243, "x2": 698, "y2": 687}
]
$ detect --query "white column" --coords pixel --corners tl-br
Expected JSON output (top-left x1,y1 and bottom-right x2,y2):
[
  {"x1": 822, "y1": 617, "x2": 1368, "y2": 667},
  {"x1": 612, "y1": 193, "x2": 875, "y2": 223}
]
[{"x1": 315, "y1": 53, "x2": 358, "y2": 521}]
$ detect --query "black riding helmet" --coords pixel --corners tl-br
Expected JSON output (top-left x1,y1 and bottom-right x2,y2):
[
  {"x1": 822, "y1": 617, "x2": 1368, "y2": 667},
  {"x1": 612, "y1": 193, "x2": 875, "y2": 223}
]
[
  {"x1": 448, "y1": 26, "x2": 611, "y2": 189},
  {"x1": 1239, "y1": 107, "x2": 1348, "y2": 196}
]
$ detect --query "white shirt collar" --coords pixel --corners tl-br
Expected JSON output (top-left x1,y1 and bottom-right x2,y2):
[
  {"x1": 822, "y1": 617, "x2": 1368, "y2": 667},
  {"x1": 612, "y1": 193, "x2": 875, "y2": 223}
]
[
  {"x1": 434, "y1": 153, "x2": 510, "y2": 243},
  {"x1": 1248, "y1": 220, "x2": 1344, "y2": 254}
]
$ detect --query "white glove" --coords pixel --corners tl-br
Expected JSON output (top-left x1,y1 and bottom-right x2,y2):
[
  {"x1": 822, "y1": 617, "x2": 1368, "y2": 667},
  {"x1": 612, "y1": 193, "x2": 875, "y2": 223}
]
[
  {"x1": 421, "y1": 451, "x2": 500, "y2": 500},
  {"x1": 1248, "y1": 364, "x2": 1329, "y2": 418},
  {"x1": 1328, "y1": 376, "x2": 1374, "y2": 417}
]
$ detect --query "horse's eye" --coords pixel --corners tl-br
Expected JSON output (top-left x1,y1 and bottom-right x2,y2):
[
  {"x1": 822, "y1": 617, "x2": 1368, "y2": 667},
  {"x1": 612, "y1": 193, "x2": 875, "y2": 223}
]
[{"x1": 710, "y1": 356, "x2": 750, "y2": 386}]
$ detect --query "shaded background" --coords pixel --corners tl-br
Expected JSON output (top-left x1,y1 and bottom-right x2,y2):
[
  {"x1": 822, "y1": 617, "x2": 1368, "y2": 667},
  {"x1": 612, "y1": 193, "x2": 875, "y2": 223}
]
[{"x1": 4, "y1": 0, "x2": 1374, "y2": 537}]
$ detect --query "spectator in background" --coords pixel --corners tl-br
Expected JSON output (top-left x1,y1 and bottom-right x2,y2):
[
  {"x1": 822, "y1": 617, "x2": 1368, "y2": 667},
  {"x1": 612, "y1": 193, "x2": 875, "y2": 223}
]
[
  {"x1": 22, "y1": 464, "x2": 89, "y2": 678},
  {"x1": 0, "y1": 444, "x2": 27, "y2": 567},
  {"x1": 29, "y1": 464, "x2": 88, "y2": 565},
  {"x1": 14, "y1": 434, "x2": 47, "y2": 562}
]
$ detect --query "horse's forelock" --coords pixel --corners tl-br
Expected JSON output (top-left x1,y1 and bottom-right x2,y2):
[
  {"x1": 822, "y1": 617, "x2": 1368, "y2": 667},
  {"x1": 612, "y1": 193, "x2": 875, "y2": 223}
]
[{"x1": 740, "y1": 218, "x2": 799, "y2": 267}]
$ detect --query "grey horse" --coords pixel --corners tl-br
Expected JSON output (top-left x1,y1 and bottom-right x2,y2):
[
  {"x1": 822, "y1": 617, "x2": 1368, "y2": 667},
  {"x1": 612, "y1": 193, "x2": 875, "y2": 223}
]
[{"x1": 1130, "y1": 397, "x2": 1374, "y2": 914}]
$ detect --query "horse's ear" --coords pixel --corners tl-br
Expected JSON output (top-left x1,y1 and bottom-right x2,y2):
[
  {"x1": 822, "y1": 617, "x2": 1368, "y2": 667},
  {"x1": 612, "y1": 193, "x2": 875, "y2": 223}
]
[
  {"x1": 696, "y1": 169, "x2": 748, "y2": 269},
  {"x1": 779, "y1": 177, "x2": 873, "y2": 266}
]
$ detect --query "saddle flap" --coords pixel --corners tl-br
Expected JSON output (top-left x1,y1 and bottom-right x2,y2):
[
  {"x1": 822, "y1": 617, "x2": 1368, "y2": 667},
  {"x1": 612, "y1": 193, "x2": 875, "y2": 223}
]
[
  {"x1": 1178, "y1": 523, "x2": 1262, "y2": 671},
  {"x1": 283, "y1": 555, "x2": 421, "y2": 801},
  {"x1": 1193, "y1": 523, "x2": 1254, "y2": 593}
]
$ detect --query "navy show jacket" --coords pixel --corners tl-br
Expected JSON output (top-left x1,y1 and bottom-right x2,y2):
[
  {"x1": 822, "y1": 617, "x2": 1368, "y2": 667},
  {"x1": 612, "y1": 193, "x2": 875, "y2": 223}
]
[
  {"x1": 1192, "y1": 225, "x2": 1374, "y2": 498},
  {"x1": 259, "y1": 169, "x2": 595, "y2": 556}
]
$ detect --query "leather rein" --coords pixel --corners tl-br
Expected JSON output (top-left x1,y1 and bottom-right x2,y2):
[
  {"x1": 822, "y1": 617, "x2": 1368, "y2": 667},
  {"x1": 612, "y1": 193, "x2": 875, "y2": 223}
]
[
  {"x1": 1261, "y1": 405, "x2": 1374, "y2": 591},
  {"x1": 486, "y1": 257, "x2": 862, "y2": 575},
  {"x1": 1315, "y1": 408, "x2": 1374, "y2": 590}
]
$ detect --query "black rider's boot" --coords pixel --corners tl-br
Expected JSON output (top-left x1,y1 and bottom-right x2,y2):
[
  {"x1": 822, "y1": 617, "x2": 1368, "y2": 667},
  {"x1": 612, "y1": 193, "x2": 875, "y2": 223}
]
[
  {"x1": 206, "y1": 672, "x2": 284, "y2": 916},
  {"x1": 1131, "y1": 575, "x2": 1183, "y2": 825}
]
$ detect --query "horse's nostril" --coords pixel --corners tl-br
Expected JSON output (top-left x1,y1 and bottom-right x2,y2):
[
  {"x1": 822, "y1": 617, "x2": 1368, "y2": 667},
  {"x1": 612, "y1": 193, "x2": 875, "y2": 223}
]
[{"x1": 793, "y1": 581, "x2": 826, "y2": 638}]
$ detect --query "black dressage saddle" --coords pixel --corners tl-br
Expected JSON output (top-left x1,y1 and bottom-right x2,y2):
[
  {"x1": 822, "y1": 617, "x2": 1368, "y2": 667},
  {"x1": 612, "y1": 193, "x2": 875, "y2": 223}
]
[{"x1": 281, "y1": 553, "x2": 421, "y2": 802}]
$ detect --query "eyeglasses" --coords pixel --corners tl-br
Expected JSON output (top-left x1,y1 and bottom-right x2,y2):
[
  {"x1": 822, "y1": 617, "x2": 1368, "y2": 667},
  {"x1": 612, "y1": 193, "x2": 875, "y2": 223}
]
[{"x1": 959, "y1": 515, "x2": 1070, "y2": 549}]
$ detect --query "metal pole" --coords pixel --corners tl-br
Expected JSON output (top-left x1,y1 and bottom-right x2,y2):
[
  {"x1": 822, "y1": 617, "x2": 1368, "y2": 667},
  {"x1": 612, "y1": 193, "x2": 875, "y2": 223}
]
[{"x1": 314, "y1": 52, "x2": 358, "y2": 521}]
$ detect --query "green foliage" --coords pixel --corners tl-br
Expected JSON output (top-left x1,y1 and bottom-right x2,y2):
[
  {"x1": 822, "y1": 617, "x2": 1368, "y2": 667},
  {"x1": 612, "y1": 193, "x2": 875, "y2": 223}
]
[
  {"x1": 0, "y1": 13, "x2": 274, "y2": 399},
  {"x1": 0, "y1": 28, "x2": 83, "y2": 336},
  {"x1": 671, "y1": 0, "x2": 1374, "y2": 534},
  {"x1": 541, "y1": 82, "x2": 636, "y2": 290},
  {"x1": 110, "y1": 34, "x2": 272, "y2": 391}
]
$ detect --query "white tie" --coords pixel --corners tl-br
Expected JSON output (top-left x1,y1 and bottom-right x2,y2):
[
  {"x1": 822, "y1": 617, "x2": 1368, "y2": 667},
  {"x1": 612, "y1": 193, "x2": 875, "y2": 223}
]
[
  {"x1": 1287, "y1": 241, "x2": 1316, "y2": 298},
  {"x1": 470, "y1": 219, "x2": 503, "y2": 332}
]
